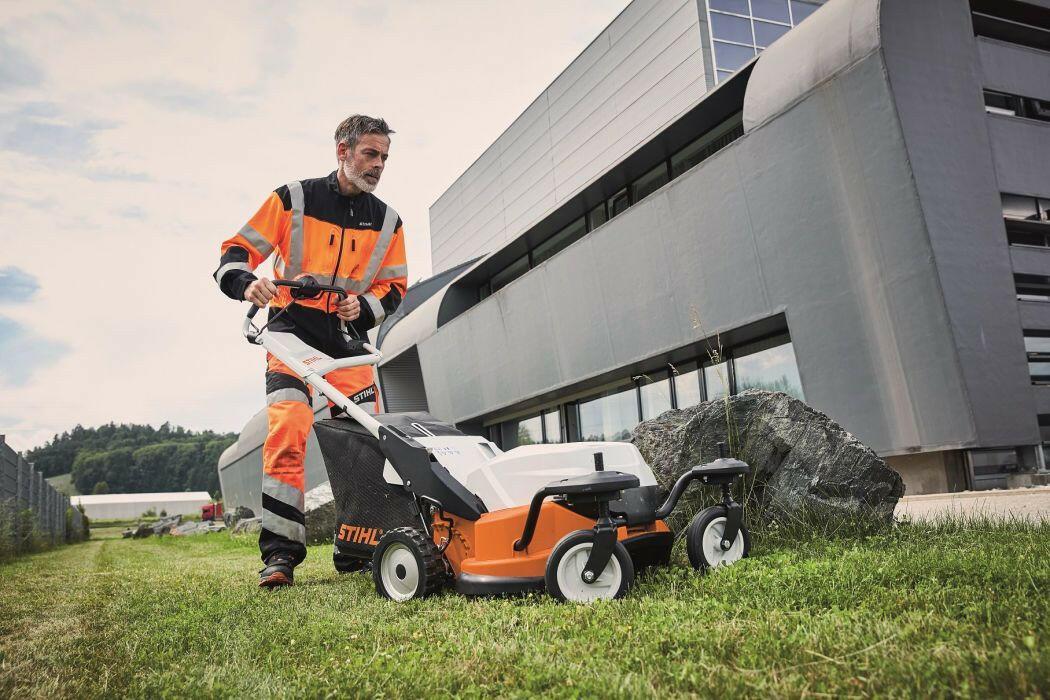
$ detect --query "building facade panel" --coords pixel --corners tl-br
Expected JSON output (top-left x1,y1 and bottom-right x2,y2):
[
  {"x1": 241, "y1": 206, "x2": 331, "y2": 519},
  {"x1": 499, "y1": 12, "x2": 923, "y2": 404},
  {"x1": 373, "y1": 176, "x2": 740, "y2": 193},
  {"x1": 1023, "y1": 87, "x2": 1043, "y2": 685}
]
[
  {"x1": 880, "y1": 0, "x2": 1039, "y2": 448},
  {"x1": 977, "y1": 37, "x2": 1050, "y2": 99},
  {"x1": 430, "y1": 0, "x2": 710, "y2": 273},
  {"x1": 986, "y1": 116, "x2": 1050, "y2": 197}
]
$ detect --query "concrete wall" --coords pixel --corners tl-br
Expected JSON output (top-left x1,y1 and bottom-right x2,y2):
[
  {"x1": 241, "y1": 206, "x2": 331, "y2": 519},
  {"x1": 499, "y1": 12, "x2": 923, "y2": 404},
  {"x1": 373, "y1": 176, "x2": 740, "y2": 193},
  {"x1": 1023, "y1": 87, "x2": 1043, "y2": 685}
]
[
  {"x1": 429, "y1": 0, "x2": 711, "y2": 272},
  {"x1": 886, "y1": 450, "x2": 968, "y2": 495},
  {"x1": 879, "y1": 0, "x2": 1039, "y2": 449}
]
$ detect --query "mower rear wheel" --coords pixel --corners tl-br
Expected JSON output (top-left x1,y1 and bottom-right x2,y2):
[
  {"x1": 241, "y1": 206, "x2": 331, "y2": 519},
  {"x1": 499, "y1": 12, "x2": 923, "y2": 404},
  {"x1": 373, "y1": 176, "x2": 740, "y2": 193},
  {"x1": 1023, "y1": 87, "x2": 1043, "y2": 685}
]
[
  {"x1": 685, "y1": 506, "x2": 750, "y2": 571},
  {"x1": 545, "y1": 530, "x2": 634, "y2": 603},
  {"x1": 372, "y1": 527, "x2": 445, "y2": 601}
]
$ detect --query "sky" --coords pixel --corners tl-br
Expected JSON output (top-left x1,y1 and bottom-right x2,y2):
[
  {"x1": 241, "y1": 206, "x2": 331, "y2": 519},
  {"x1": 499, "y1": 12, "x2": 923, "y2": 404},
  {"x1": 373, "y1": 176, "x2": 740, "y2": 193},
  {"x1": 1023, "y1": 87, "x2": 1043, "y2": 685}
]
[{"x1": 0, "y1": 0, "x2": 632, "y2": 453}]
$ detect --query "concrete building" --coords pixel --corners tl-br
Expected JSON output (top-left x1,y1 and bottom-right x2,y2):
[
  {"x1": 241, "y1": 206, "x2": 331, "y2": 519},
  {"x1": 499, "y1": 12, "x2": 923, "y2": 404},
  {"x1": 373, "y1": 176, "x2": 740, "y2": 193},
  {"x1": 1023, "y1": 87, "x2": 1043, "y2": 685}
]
[
  {"x1": 376, "y1": 0, "x2": 1050, "y2": 495},
  {"x1": 72, "y1": 492, "x2": 213, "y2": 520}
]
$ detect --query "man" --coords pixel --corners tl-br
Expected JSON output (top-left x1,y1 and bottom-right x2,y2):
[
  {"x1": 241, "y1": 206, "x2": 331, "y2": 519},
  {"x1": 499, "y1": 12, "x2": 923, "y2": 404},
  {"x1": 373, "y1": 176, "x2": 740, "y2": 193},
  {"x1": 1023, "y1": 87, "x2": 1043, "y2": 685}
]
[{"x1": 214, "y1": 115, "x2": 407, "y2": 588}]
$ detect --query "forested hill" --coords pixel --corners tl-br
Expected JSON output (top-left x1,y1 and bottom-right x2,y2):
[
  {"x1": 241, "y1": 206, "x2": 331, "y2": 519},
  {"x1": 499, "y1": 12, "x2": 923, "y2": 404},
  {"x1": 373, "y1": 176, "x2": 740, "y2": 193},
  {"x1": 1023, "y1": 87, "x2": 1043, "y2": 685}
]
[{"x1": 25, "y1": 424, "x2": 237, "y2": 496}]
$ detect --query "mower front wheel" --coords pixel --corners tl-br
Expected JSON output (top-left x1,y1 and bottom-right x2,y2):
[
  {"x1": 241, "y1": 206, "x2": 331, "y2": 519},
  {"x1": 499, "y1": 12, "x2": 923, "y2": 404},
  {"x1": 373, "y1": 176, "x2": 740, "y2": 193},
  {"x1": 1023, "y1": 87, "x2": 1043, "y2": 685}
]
[
  {"x1": 372, "y1": 527, "x2": 445, "y2": 602},
  {"x1": 545, "y1": 530, "x2": 634, "y2": 603},
  {"x1": 685, "y1": 506, "x2": 750, "y2": 571}
]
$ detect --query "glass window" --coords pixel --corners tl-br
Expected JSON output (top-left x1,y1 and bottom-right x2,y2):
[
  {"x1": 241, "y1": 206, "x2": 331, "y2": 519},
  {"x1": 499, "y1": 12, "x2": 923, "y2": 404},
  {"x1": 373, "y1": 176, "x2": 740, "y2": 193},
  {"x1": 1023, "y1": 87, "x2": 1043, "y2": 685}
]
[
  {"x1": 1007, "y1": 226, "x2": 1050, "y2": 247},
  {"x1": 733, "y1": 341, "x2": 805, "y2": 400},
  {"x1": 1041, "y1": 199, "x2": 1050, "y2": 221},
  {"x1": 639, "y1": 376, "x2": 672, "y2": 420},
  {"x1": 985, "y1": 90, "x2": 1021, "y2": 117},
  {"x1": 543, "y1": 410, "x2": 562, "y2": 443},
  {"x1": 609, "y1": 189, "x2": 630, "y2": 218},
  {"x1": 673, "y1": 363, "x2": 703, "y2": 409},
  {"x1": 969, "y1": 449, "x2": 1018, "y2": 472},
  {"x1": 1024, "y1": 333, "x2": 1050, "y2": 354},
  {"x1": 703, "y1": 361, "x2": 730, "y2": 400},
  {"x1": 1016, "y1": 273, "x2": 1050, "y2": 301},
  {"x1": 710, "y1": 0, "x2": 748, "y2": 13},
  {"x1": 710, "y1": 12, "x2": 754, "y2": 44},
  {"x1": 1002, "y1": 193, "x2": 1040, "y2": 221},
  {"x1": 1038, "y1": 414, "x2": 1050, "y2": 443},
  {"x1": 713, "y1": 41, "x2": 756, "y2": 71},
  {"x1": 790, "y1": 0, "x2": 820, "y2": 23},
  {"x1": 503, "y1": 414, "x2": 542, "y2": 448},
  {"x1": 587, "y1": 202, "x2": 608, "y2": 231},
  {"x1": 671, "y1": 135, "x2": 710, "y2": 178},
  {"x1": 630, "y1": 163, "x2": 670, "y2": 204},
  {"x1": 754, "y1": 20, "x2": 791, "y2": 46},
  {"x1": 1026, "y1": 98, "x2": 1050, "y2": 123},
  {"x1": 490, "y1": 255, "x2": 529, "y2": 293},
  {"x1": 533, "y1": 217, "x2": 586, "y2": 266},
  {"x1": 1029, "y1": 360, "x2": 1050, "y2": 383},
  {"x1": 751, "y1": 0, "x2": 791, "y2": 23},
  {"x1": 716, "y1": 70, "x2": 735, "y2": 83},
  {"x1": 578, "y1": 385, "x2": 639, "y2": 442}
]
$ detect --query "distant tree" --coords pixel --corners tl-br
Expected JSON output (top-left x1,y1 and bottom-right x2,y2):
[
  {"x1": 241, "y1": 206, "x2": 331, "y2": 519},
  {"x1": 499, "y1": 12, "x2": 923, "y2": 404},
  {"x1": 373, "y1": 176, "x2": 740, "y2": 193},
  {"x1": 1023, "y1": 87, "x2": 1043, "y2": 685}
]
[
  {"x1": 92, "y1": 481, "x2": 109, "y2": 495},
  {"x1": 40, "y1": 423, "x2": 235, "y2": 494}
]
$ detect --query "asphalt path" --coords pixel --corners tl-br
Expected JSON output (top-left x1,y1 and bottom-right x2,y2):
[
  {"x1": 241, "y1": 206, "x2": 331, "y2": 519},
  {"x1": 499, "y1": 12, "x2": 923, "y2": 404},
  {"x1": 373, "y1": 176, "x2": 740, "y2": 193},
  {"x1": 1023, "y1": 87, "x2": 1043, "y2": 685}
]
[{"x1": 895, "y1": 485, "x2": 1050, "y2": 522}]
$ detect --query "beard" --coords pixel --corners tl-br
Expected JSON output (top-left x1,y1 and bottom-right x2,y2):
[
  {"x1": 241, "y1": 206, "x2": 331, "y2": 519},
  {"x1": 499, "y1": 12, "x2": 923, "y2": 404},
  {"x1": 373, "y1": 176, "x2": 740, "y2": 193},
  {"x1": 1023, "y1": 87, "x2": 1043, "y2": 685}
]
[{"x1": 342, "y1": 159, "x2": 379, "y2": 193}]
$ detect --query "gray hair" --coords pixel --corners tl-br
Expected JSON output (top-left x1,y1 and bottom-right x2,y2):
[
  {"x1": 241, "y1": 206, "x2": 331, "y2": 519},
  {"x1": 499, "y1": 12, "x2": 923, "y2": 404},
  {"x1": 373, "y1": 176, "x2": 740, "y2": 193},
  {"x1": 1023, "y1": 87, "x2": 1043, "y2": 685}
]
[{"x1": 334, "y1": 115, "x2": 394, "y2": 150}]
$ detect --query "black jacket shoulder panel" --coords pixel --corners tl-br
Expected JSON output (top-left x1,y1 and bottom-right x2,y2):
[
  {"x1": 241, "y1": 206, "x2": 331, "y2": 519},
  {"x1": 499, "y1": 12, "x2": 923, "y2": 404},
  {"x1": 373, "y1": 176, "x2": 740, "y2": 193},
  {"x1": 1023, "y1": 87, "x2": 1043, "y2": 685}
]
[{"x1": 273, "y1": 185, "x2": 292, "y2": 210}]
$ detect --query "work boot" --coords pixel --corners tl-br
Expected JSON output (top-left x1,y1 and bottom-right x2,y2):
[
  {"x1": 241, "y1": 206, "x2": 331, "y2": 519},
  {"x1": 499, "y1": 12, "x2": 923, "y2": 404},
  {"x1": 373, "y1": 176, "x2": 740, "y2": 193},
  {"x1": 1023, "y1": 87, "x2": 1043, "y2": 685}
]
[{"x1": 258, "y1": 553, "x2": 296, "y2": 589}]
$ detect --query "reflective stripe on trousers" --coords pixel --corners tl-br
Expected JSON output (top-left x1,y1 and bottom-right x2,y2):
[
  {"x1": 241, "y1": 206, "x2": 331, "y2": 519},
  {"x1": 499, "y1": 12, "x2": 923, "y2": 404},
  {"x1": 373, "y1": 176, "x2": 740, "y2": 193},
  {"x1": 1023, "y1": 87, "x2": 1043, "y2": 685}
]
[{"x1": 259, "y1": 353, "x2": 381, "y2": 563}]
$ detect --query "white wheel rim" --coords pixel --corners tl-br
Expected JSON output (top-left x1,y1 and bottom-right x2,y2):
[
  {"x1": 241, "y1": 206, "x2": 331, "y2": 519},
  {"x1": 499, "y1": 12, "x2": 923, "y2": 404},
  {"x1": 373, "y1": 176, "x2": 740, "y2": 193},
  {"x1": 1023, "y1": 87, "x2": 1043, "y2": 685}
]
[
  {"x1": 380, "y1": 543, "x2": 420, "y2": 601},
  {"x1": 701, "y1": 516, "x2": 744, "y2": 568},
  {"x1": 555, "y1": 542, "x2": 622, "y2": 602}
]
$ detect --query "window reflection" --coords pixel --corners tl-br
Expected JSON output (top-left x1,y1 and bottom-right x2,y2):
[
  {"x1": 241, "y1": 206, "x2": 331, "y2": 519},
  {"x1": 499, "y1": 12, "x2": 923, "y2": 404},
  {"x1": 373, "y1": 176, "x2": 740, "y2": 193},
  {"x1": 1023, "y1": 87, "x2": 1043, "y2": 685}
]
[
  {"x1": 639, "y1": 376, "x2": 672, "y2": 419},
  {"x1": 751, "y1": 0, "x2": 790, "y2": 23},
  {"x1": 791, "y1": 0, "x2": 820, "y2": 22},
  {"x1": 711, "y1": 12, "x2": 754, "y2": 44},
  {"x1": 543, "y1": 410, "x2": 562, "y2": 443},
  {"x1": 533, "y1": 217, "x2": 586, "y2": 266},
  {"x1": 588, "y1": 202, "x2": 608, "y2": 231},
  {"x1": 630, "y1": 163, "x2": 670, "y2": 204},
  {"x1": 674, "y1": 363, "x2": 703, "y2": 409},
  {"x1": 714, "y1": 41, "x2": 756, "y2": 71},
  {"x1": 734, "y1": 342, "x2": 805, "y2": 400},
  {"x1": 490, "y1": 255, "x2": 529, "y2": 293},
  {"x1": 578, "y1": 386, "x2": 639, "y2": 442},
  {"x1": 703, "y1": 361, "x2": 730, "y2": 400}
]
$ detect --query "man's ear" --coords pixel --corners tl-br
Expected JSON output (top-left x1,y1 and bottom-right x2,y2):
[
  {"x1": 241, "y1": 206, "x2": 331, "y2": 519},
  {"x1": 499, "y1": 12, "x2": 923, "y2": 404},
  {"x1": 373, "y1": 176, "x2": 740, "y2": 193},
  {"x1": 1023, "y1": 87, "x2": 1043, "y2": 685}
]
[{"x1": 336, "y1": 142, "x2": 349, "y2": 162}]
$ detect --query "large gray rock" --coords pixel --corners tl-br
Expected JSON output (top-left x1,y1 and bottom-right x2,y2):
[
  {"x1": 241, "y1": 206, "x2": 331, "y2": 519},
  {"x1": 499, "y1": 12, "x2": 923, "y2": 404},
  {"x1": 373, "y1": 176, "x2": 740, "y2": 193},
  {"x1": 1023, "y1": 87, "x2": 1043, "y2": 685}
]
[
  {"x1": 232, "y1": 517, "x2": 261, "y2": 535},
  {"x1": 304, "y1": 482, "x2": 337, "y2": 545},
  {"x1": 631, "y1": 390, "x2": 905, "y2": 531}
]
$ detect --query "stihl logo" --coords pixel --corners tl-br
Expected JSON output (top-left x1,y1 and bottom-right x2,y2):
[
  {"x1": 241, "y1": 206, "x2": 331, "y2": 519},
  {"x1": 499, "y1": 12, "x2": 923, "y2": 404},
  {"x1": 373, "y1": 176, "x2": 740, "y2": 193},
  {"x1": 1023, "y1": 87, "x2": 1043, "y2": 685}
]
[{"x1": 338, "y1": 523, "x2": 382, "y2": 546}]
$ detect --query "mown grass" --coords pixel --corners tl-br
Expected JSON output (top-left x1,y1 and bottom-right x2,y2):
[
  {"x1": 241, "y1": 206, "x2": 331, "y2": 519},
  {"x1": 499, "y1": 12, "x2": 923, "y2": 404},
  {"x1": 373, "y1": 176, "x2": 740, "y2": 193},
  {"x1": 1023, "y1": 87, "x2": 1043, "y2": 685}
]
[{"x1": 0, "y1": 519, "x2": 1046, "y2": 698}]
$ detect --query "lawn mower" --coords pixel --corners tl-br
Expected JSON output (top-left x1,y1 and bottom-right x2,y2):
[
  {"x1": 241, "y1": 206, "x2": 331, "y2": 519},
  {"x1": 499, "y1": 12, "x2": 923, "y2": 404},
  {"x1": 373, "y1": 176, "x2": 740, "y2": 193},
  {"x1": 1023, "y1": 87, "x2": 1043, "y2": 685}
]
[{"x1": 243, "y1": 277, "x2": 752, "y2": 603}]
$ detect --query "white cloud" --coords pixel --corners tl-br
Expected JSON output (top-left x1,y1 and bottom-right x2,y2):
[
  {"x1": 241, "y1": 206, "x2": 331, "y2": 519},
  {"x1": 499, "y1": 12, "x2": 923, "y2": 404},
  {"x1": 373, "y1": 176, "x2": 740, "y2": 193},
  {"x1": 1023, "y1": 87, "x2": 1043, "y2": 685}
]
[{"x1": 0, "y1": 0, "x2": 630, "y2": 452}]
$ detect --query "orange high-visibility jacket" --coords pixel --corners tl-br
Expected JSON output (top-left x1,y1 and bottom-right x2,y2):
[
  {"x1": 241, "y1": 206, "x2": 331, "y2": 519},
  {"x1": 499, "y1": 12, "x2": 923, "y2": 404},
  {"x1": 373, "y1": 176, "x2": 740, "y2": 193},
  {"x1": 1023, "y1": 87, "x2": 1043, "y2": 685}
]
[{"x1": 214, "y1": 171, "x2": 407, "y2": 357}]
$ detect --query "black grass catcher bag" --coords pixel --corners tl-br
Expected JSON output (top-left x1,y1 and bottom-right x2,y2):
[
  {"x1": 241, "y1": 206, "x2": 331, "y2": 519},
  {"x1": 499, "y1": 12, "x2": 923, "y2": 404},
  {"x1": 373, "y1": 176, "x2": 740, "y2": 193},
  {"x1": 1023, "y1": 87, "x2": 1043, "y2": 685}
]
[{"x1": 313, "y1": 413, "x2": 465, "y2": 572}]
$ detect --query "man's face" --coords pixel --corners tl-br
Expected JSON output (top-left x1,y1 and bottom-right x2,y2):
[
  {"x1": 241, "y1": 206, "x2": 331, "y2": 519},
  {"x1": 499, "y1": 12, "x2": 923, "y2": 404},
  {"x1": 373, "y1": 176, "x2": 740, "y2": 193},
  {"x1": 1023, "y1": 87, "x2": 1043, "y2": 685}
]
[{"x1": 338, "y1": 133, "x2": 390, "y2": 193}]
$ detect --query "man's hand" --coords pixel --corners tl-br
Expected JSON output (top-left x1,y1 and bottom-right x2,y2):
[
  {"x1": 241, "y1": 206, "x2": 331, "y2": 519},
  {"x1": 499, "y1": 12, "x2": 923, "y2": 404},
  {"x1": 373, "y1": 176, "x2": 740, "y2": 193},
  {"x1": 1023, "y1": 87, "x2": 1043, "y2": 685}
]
[
  {"x1": 336, "y1": 295, "x2": 361, "y2": 322},
  {"x1": 244, "y1": 278, "x2": 277, "y2": 308}
]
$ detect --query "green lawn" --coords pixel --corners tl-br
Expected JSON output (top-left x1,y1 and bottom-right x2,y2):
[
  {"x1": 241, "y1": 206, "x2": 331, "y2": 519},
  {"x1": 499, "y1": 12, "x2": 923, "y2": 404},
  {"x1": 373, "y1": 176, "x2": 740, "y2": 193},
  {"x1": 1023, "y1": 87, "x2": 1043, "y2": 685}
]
[
  {"x1": 44, "y1": 473, "x2": 78, "y2": 497},
  {"x1": 0, "y1": 520, "x2": 1046, "y2": 698}
]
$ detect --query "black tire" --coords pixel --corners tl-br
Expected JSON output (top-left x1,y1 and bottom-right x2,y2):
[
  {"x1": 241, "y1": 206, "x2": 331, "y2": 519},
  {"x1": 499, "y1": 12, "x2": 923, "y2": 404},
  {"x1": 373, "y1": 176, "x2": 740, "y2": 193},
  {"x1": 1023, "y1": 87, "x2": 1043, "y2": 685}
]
[
  {"x1": 685, "y1": 506, "x2": 750, "y2": 571},
  {"x1": 545, "y1": 530, "x2": 634, "y2": 603},
  {"x1": 372, "y1": 527, "x2": 445, "y2": 601}
]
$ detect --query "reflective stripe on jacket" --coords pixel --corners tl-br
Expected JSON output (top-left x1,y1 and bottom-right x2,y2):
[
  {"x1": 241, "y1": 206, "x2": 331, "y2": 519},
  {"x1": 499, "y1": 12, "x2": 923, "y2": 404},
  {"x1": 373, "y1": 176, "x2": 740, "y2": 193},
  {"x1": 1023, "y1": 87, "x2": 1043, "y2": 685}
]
[{"x1": 214, "y1": 171, "x2": 407, "y2": 357}]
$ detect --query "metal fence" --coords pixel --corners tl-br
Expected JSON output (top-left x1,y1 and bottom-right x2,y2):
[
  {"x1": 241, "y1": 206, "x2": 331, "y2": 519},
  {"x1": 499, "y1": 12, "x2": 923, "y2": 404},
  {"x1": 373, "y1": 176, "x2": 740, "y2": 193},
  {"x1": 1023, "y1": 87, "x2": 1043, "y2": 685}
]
[{"x1": 1, "y1": 434, "x2": 87, "y2": 557}]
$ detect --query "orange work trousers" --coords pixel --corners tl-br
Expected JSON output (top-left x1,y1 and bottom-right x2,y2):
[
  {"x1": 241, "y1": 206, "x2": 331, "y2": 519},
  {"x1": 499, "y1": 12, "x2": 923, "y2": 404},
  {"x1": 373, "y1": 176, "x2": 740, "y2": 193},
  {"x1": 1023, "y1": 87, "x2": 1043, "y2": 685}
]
[{"x1": 259, "y1": 353, "x2": 380, "y2": 565}]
